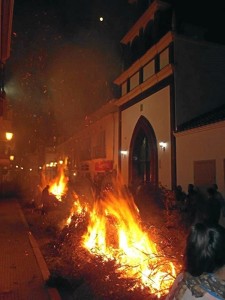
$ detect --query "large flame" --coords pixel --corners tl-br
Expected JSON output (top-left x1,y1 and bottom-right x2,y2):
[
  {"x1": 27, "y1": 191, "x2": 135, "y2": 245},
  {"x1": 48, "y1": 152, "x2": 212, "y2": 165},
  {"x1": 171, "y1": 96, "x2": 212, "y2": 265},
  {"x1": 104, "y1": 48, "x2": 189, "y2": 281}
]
[
  {"x1": 83, "y1": 183, "x2": 177, "y2": 297},
  {"x1": 48, "y1": 164, "x2": 68, "y2": 201},
  {"x1": 66, "y1": 191, "x2": 89, "y2": 226},
  {"x1": 40, "y1": 160, "x2": 68, "y2": 201}
]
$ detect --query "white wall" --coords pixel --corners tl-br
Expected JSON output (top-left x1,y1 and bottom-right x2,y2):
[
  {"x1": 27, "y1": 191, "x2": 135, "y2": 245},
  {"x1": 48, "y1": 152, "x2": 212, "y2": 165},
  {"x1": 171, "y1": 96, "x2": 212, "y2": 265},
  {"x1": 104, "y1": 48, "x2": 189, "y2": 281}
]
[
  {"x1": 89, "y1": 112, "x2": 118, "y2": 163},
  {"x1": 176, "y1": 121, "x2": 225, "y2": 196},
  {"x1": 120, "y1": 86, "x2": 172, "y2": 188}
]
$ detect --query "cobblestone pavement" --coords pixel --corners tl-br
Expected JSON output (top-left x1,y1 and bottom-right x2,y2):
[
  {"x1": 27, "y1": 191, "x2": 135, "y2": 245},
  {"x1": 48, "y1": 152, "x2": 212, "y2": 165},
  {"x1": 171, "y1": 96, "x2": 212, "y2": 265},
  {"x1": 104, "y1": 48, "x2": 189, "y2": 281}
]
[{"x1": 0, "y1": 197, "x2": 61, "y2": 300}]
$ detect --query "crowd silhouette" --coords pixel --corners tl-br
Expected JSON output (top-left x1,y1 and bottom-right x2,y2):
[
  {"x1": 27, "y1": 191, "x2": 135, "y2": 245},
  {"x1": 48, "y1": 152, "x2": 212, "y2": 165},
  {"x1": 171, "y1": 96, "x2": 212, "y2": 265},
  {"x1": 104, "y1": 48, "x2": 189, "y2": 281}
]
[{"x1": 174, "y1": 183, "x2": 225, "y2": 228}]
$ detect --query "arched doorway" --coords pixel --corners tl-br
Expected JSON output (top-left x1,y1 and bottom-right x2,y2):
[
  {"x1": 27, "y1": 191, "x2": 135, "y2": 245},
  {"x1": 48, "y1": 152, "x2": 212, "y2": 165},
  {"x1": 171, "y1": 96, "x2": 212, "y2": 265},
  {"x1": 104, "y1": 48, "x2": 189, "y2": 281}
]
[{"x1": 129, "y1": 116, "x2": 158, "y2": 190}]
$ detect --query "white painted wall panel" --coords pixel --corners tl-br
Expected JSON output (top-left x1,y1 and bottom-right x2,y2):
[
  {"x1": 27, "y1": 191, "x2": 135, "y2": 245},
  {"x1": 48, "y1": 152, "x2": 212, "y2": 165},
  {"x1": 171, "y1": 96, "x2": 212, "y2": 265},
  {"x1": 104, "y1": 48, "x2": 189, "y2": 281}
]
[
  {"x1": 176, "y1": 123, "x2": 225, "y2": 196},
  {"x1": 120, "y1": 86, "x2": 172, "y2": 188}
]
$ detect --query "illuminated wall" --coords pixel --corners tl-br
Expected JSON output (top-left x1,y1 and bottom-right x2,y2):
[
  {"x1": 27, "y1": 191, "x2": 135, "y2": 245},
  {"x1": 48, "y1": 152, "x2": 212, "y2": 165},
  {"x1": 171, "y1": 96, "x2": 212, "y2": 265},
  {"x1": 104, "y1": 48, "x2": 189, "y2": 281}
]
[
  {"x1": 176, "y1": 122, "x2": 225, "y2": 196},
  {"x1": 120, "y1": 86, "x2": 172, "y2": 188}
]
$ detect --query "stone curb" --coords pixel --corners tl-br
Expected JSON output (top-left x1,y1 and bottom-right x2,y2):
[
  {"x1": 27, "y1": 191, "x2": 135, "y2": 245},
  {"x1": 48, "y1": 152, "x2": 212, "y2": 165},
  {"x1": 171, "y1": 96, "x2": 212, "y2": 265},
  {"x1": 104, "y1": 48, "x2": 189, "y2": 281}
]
[{"x1": 17, "y1": 202, "x2": 62, "y2": 300}]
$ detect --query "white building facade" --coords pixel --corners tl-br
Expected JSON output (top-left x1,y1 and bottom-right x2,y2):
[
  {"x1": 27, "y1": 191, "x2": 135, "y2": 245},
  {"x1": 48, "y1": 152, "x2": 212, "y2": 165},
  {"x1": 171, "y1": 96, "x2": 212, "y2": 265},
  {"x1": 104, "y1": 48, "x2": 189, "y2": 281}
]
[
  {"x1": 57, "y1": 0, "x2": 225, "y2": 197},
  {"x1": 112, "y1": 0, "x2": 225, "y2": 193},
  {"x1": 175, "y1": 117, "x2": 225, "y2": 196}
]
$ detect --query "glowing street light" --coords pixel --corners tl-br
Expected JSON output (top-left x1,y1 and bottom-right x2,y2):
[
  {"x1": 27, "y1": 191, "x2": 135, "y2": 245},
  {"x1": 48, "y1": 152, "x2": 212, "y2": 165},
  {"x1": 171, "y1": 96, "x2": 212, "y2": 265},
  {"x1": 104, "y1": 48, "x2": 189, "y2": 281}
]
[
  {"x1": 159, "y1": 141, "x2": 167, "y2": 151},
  {"x1": 5, "y1": 131, "x2": 13, "y2": 141}
]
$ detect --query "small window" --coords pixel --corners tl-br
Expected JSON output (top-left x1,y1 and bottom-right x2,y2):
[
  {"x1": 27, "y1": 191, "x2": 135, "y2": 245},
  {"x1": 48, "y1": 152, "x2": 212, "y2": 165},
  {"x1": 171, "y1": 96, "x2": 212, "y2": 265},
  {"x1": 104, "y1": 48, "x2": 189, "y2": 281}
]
[
  {"x1": 80, "y1": 137, "x2": 91, "y2": 160},
  {"x1": 92, "y1": 131, "x2": 106, "y2": 159},
  {"x1": 130, "y1": 72, "x2": 139, "y2": 90},
  {"x1": 143, "y1": 60, "x2": 155, "y2": 81},
  {"x1": 159, "y1": 48, "x2": 169, "y2": 70},
  {"x1": 121, "y1": 81, "x2": 127, "y2": 96}
]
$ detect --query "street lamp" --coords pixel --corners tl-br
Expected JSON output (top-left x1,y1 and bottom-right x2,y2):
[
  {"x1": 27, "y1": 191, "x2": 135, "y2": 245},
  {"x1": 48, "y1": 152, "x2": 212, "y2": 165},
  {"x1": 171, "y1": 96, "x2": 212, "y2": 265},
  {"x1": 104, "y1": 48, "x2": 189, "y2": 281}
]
[
  {"x1": 159, "y1": 141, "x2": 167, "y2": 152},
  {"x1": 5, "y1": 131, "x2": 13, "y2": 141}
]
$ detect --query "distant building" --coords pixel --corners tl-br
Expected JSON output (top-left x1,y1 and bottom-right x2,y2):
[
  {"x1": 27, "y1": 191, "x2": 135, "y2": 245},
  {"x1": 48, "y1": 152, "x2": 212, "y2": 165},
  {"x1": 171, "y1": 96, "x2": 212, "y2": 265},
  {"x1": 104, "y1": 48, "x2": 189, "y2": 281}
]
[
  {"x1": 0, "y1": 0, "x2": 15, "y2": 184},
  {"x1": 56, "y1": 101, "x2": 119, "y2": 182},
  {"x1": 0, "y1": 99, "x2": 14, "y2": 181}
]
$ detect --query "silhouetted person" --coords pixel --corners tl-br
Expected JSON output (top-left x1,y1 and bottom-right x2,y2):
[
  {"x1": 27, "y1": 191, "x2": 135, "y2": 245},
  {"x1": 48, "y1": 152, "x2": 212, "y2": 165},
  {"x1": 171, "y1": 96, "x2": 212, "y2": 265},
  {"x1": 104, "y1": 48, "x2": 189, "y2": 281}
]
[
  {"x1": 207, "y1": 187, "x2": 222, "y2": 225},
  {"x1": 166, "y1": 223, "x2": 225, "y2": 299},
  {"x1": 41, "y1": 185, "x2": 51, "y2": 215},
  {"x1": 175, "y1": 185, "x2": 186, "y2": 211},
  {"x1": 186, "y1": 184, "x2": 198, "y2": 225},
  {"x1": 212, "y1": 184, "x2": 225, "y2": 215}
]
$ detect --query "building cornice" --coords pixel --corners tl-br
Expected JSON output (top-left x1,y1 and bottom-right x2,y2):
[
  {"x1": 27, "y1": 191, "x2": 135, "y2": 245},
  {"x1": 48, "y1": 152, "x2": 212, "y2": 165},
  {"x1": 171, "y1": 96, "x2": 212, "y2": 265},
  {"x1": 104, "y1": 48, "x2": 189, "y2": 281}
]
[
  {"x1": 114, "y1": 63, "x2": 173, "y2": 107},
  {"x1": 121, "y1": 0, "x2": 171, "y2": 45},
  {"x1": 114, "y1": 31, "x2": 174, "y2": 85},
  {"x1": 174, "y1": 120, "x2": 225, "y2": 137}
]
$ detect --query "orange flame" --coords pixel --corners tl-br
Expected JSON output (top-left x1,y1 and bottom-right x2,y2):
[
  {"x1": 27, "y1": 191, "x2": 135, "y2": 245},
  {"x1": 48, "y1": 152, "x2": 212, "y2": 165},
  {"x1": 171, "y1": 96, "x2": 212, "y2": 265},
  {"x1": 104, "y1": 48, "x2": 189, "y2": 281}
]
[
  {"x1": 48, "y1": 164, "x2": 68, "y2": 201},
  {"x1": 66, "y1": 191, "x2": 89, "y2": 226},
  {"x1": 40, "y1": 160, "x2": 68, "y2": 201},
  {"x1": 83, "y1": 183, "x2": 177, "y2": 297}
]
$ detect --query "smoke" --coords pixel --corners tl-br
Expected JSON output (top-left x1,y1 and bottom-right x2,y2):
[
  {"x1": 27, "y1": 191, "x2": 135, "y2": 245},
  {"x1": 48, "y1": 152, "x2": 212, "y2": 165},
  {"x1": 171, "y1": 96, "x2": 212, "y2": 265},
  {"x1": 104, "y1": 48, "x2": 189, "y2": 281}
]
[
  {"x1": 6, "y1": 0, "x2": 132, "y2": 155},
  {"x1": 45, "y1": 40, "x2": 121, "y2": 137}
]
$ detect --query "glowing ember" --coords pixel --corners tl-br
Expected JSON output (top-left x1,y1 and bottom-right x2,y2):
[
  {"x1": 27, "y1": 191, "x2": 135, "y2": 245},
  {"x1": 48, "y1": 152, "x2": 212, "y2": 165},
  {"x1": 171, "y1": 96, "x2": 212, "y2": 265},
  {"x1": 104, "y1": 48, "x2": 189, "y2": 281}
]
[
  {"x1": 66, "y1": 191, "x2": 89, "y2": 226},
  {"x1": 83, "y1": 186, "x2": 177, "y2": 297}
]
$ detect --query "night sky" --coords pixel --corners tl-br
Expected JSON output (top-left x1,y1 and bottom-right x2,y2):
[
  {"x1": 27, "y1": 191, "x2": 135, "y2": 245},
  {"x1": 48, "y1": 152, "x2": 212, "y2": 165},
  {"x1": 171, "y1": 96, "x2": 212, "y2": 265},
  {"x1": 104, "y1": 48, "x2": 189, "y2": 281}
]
[{"x1": 5, "y1": 0, "x2": 225, "y2": 157}]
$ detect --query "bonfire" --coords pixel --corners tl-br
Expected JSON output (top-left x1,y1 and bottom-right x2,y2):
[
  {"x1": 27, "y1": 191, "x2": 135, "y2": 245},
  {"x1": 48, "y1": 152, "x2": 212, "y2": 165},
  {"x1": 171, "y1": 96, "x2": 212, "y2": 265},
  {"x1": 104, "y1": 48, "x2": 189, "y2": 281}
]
[
  {"x1": 38, "y1": 165, "x2": 180, "y2": 298},
  {"x1": 81, "y1": 183, "x2": 177, "y2": 297}
]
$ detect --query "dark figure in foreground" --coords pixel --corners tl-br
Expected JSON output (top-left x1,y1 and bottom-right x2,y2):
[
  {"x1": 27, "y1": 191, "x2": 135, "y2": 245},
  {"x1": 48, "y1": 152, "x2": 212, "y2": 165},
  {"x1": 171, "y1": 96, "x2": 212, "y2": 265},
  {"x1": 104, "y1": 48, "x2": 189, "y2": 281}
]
[
  {"x1": 212, "y1": 184, "x2": 225, "y2": 204},
  {"x1": 212, "y1": 184, "x2": 225, "y2": 217},
  {"x1": 166, "y1": 223, "x2": 225, "y2": 299},
  {"x1": 185, "y1": 184, "x2": 198, "y2": 223},
  {"x1": 184, "y1": 184, "x2": 210, "y2": 226},
  {"x1": 207, "y1": 187, "x2": 222, "y2": 225},
  {"x1": 41, "y1": 185, "x2": 51, "y2": 214},
  {"x1": 175, "y1": 185, "x2": 186, "y2": 211}
]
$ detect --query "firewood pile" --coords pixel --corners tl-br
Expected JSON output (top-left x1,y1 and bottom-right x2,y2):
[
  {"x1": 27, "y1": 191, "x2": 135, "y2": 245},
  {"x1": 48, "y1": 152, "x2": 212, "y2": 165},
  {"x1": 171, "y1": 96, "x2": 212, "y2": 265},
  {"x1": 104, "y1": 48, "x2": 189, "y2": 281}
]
[
  {"x1": 35, "y1": 208, "x2": 185, "y2": 300},
  {"x1": 22, "y1": 183, "x2": 188, "y2": 300}
]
